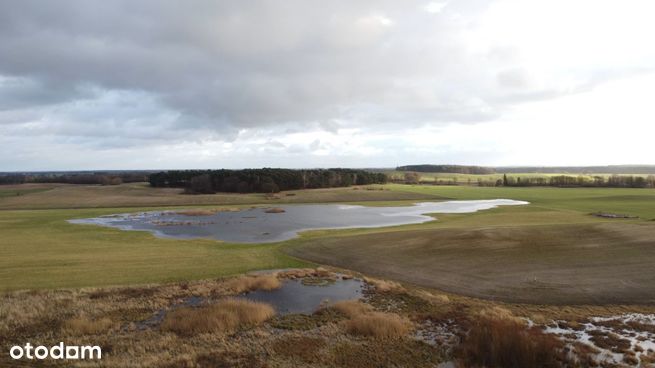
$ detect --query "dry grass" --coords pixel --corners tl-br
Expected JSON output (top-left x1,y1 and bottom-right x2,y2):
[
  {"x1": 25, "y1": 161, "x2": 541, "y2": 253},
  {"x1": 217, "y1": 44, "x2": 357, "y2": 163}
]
[
  {"x1": 328, "y1": 298, "x2": 412, "y2": 339},
  {"x1": 330, "y1": 339, "x2": 442, "y2": 368},
  {"x1": 161, "y1": 298, "x2": 275, "y2": 336},
  {"x1": 63, "y1": 316, "x2": 114, "y2": 335},
  {"x1": 458, "y1": 316, "x2": 567, "y2": 368},
  {"x1": 160, "y1": 351, "x2": 267, "y2": 368},
  {"x1": 0, "y1": 292, "x2": 53, "y2": 332},
  {"x1": 641, "y1": 350, "x2": 655, "y2": 365},
  {"x1": 344, "y1": 312, "x2": 412, "y2": 339},
  {"x1": 587, "y1": 329, "x2": 631, "y2": 354},
  {"x1": 363, "y1": 277, "x2": 405, "y2": 293},
  {"x1": 475, "y1": 306, "x2": 525, "y2": 325},
  {"x1": 270, "y1": 336, "x2": 326, "y2": 364},
  {"x1": 175, "y1": 208, "x2": 240, "y2": 216},
  {"x1": 332, "y1": 300, "x2": 373, "y2": 318},
  {"x1": 223, "y1": 275, "x2": 281, "y2": 294},
  {"x1": 3, "y1": 274, "x2": 655, "y2": 368},
  {"x1": 416, "y1": 290, "x2": 451, "y2": 304},
  {"x1": 264, "y1": 207, "x2": 286, "y2": 213},
  {"x1": 277, "y1": 268, "x2": 319, "y2": 279}
]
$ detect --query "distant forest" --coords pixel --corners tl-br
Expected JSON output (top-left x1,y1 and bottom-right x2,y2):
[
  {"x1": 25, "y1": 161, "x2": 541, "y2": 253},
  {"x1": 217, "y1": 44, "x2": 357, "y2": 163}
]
[
  {"x1": 148, "y1": 169, "x2": 388, "y2": 194},
  {"x1": 393, "y1": 165, "x2": 655, "y2": 188},
  {"x1": 3, "y1": 165, "x2": 654, "y2": 190},
  {"x1": 499, "y1": 174, "x2": 655, "y2": 188},
  {"x1": 397, "y1": 164, "x2": 655, "y2": 175},
  {"x1": 0, "y1": 172, "x2": 150, "y2": 185},
  {"x1": 396, "y1": 165, "x2": 495, "y2": 174}
]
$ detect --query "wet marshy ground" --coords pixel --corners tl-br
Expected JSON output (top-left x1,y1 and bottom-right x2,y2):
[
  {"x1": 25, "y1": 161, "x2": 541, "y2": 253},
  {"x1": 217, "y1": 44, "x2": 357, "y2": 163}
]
[
  {"x1": 3, "y1": 267, "x2": 654, "y2": 367},
  {"x1": 541, "y1": 314, "x2": 655, "y2": 366}
]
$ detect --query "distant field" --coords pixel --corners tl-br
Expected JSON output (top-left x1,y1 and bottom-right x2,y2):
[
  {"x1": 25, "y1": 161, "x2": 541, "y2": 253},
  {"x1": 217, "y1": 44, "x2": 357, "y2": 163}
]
[
  {"x1": 0, "y1": 185, "x2": 53, "y2": 198},
  {"x1": 0, "y1": 182, "x2": 441, "y2": 210},
  {"x1": 2, "y1": 182, "x2": 655, "y2": 305},
  {"x1": 0, "y1": 183, "x2": 438, "y2": 290}
]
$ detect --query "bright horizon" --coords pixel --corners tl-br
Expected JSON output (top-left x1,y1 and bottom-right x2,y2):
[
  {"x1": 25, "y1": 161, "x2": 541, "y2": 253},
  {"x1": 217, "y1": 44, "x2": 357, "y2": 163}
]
[{"x1": 1, "y1": 0, "x2": 654, "y2": 171}]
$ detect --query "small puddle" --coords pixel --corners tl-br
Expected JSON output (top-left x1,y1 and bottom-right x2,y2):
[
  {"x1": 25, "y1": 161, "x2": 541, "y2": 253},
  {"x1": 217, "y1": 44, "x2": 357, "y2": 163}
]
[{"x1": 241, "y1": 277, "x2": 364, "y2": 315}]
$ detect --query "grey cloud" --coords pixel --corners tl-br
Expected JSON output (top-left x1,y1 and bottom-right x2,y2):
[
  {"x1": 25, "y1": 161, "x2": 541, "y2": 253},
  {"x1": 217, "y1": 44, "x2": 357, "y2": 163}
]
[
  {"x1": 0, "y1": 76, "x2": 93, "y2": 111},
  {"x1": 0, "y1": 0, "x2": 652, "y2": 170},
  {"x1": 0, "y1": 0, "x2": 514, "y2": 138}
]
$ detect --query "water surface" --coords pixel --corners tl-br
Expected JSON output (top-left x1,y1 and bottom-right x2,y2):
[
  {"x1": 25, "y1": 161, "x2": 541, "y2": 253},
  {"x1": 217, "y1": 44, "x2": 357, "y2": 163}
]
[
  {"x1": 243, "y1": 278, "x2": 364, "y2": 315},
  {"x1": 69, "y1": 199, "x2": 527, "y2": 243}
]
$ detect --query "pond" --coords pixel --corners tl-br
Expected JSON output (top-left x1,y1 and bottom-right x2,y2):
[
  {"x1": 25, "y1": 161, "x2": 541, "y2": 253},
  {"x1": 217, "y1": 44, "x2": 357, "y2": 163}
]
[
  {"x1": 243, "y1": 277, "x2": 365, "y2": 315},
  {"x1": 138, "y1": 276, "x2": 365, "y2": 329},
  {"x1": 69, "y1": 199, "x2": 528, "y2": 243}
]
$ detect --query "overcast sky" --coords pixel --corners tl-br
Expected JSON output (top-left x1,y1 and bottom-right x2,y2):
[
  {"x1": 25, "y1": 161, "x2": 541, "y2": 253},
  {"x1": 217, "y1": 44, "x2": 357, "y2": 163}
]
[{"x1": 1, "y1": 0, "x2": 654, "y2": 171}]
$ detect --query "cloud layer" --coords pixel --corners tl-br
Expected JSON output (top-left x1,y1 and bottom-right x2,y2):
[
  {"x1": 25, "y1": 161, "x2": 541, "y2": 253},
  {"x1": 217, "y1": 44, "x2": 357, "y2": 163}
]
[{"x1": 1, "y1": 0, "x2": 654, "y2": 170}]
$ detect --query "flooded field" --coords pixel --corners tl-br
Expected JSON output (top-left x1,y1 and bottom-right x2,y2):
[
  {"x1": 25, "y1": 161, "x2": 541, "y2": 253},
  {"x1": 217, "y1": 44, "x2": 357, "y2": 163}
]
[{"x1": 68, "y1": 199, "x2": 527, "y2": 243}]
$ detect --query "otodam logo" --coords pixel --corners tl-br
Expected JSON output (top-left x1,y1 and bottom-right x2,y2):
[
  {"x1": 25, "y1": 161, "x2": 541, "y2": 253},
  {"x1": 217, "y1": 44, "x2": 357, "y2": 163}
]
[{"x1": 9, "y1": 342, "x2": 102, "y2": 360}]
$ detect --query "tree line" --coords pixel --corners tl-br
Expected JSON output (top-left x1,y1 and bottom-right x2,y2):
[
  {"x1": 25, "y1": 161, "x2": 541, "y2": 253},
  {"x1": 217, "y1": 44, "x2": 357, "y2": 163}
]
[
  {"x1": 396, "y1": 165, "x2": 495, "y2": 175},
  {"x1": 396, "y1": 172, "x2": 655, "y2": 188},
  {"x1": 395, "y1": 164, "x2": 655, "y2": 175},
  {"x1": 148, "y1": 169, "x2": 388, "y2": 194},
  {"x1": 0, "y1": 172, "x2": 148, "y2": 185},
  {"x1": 500, "y1": 174, "x2": 655, "y2": 188}
]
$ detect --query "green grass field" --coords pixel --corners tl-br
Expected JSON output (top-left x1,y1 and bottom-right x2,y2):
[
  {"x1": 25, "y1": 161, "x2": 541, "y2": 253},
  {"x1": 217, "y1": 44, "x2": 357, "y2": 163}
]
[
  {"x1": 2, "y1": 182, "x2": 655, "y2": 301},
  {"x1": 388, "y1": 184, "x2": 655, "y2": 219},
  {"x1": 0, "y1": 207, "x2": 309, "y2": 290}
]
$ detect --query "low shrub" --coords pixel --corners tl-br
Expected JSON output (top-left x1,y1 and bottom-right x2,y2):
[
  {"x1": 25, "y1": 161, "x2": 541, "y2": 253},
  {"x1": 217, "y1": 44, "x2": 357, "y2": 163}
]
[
  {"x1": 161, "y1": 299, "x2": 275, "y2": 336},
  {"x1": 223, "y1": 275, "x2": 281, "y2": 294},
  {"x1": 64, "y1": 316, "x2": 114, "y2": 335},
  {"x1": 332, "y1": 300, "x2": 373, "y2": 318},
  {"x1": 587, "y1": 329, "x2": 631, "y2": 353},
  {"x1": 363, "y1": 277, "x2": 404, "y2": 293},
  {"x1": 330, "y1": 339, "x2": 441, "y2": 368},
  {"x1": 475, "y1": 306, "x2": 524, "y2": 324},
  {"x1": 160, "y1": 351, "x2": 266, "y2": 368},
  {"x1": 344, "y1": 312, "x2": 411, "y2": 339},
  {"x1": 458, "y1": 316, "x2": 567, "y2": 368},
  {"x1": 270, "y1": 336, "x2": 326, "y2": 363}
]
